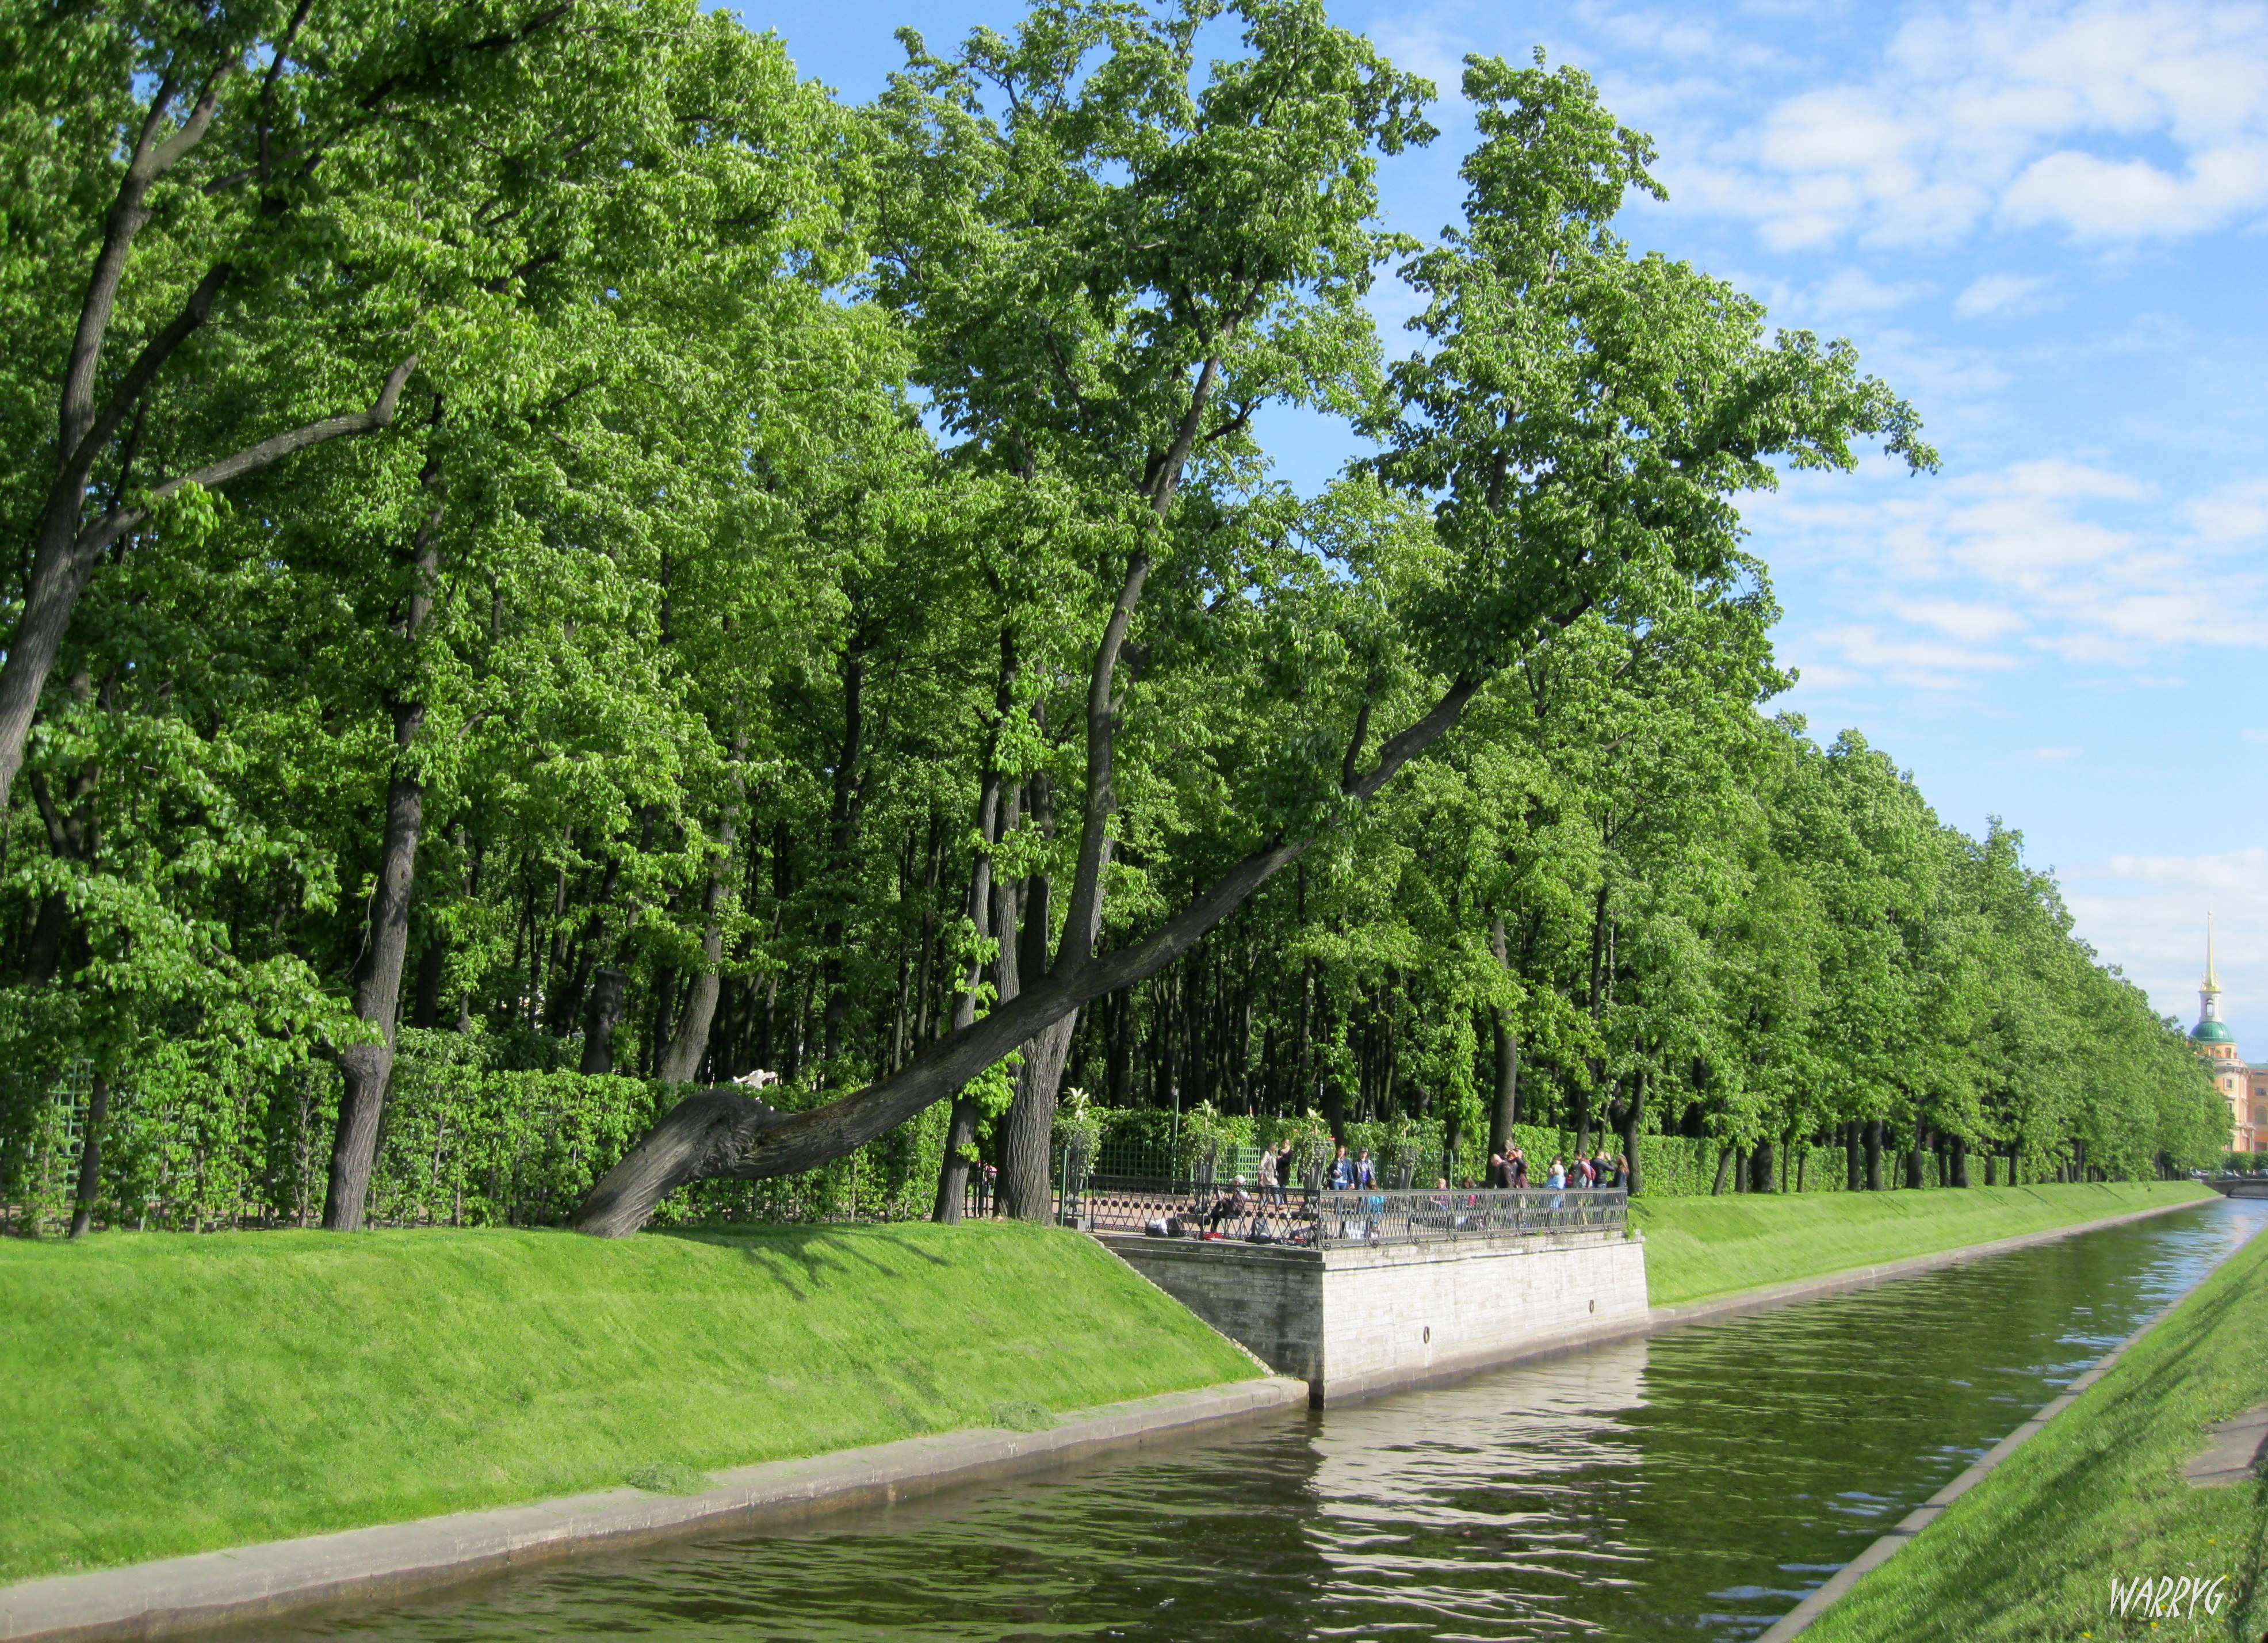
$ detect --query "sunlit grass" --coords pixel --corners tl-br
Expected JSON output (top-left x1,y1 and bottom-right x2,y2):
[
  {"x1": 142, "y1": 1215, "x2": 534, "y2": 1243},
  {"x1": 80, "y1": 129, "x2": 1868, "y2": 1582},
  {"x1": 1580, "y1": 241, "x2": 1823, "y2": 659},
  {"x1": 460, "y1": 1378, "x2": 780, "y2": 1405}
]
[
  {"x1": 1806, "y1": 1217, "x2": 2268, "y2": 1642},
  {"x1": 0, "y1": 1219, "x2": 1257, "y2": 1584},
  {"x1": 1632, "y1": 1180, "x2": 2215, "y2": 1307}
]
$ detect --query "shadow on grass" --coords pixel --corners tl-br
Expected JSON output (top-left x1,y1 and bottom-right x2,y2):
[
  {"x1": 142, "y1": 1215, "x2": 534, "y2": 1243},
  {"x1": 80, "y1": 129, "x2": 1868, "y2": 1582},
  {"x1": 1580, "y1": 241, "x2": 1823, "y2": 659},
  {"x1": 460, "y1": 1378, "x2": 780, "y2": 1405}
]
[{"x1": 653, "y1": 1224, "x2": 961, "y2": 1295}]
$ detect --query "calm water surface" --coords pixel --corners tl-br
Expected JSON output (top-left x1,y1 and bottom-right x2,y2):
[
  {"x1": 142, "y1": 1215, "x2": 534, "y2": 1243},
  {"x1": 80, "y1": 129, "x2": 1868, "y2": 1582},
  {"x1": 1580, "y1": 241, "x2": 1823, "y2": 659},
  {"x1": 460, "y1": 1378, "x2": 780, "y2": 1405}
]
[{"x1": 254, "y1": 1196, "x2": 2268, "y2": 1642}]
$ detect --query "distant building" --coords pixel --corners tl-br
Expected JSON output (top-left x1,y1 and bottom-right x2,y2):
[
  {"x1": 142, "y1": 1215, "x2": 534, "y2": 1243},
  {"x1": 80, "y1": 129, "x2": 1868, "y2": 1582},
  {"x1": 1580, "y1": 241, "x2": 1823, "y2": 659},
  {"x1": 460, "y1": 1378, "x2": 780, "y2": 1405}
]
[{"x1": 2189, "y1": 924, "x2": 2262, "y2": 1156}]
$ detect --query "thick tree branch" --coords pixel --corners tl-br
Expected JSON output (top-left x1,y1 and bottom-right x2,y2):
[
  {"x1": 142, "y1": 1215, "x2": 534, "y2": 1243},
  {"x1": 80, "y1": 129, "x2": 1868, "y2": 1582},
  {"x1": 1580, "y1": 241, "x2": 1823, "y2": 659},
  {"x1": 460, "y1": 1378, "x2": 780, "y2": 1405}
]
[
  {"x1": 75, "y1": 354, "x2": 418, "y2": 560},
  {"x1": 0, "y1": 354, "x2": 419, "y2": 825},
  {"x1": 64, "y1": 264, "x2": 232, "y2": 485},
  {"x1": 62, "y1": 65, "x2": 233, "y2": 463}
]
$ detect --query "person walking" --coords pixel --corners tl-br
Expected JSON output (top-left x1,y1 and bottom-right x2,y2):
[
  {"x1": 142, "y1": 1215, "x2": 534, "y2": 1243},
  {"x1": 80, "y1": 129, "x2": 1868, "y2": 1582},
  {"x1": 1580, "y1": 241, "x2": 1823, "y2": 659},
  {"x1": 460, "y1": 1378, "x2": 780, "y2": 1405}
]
[
  {"x1": 1330, "y1": 1145, "x2": 1355, "y2": 1190},
  {"x1": 1354, "y1": 1148, "x2": 1378, "y2": 1189},
  {"x1": 1257, "y1": 1140, "x2": 1281, "y2": 1205}
]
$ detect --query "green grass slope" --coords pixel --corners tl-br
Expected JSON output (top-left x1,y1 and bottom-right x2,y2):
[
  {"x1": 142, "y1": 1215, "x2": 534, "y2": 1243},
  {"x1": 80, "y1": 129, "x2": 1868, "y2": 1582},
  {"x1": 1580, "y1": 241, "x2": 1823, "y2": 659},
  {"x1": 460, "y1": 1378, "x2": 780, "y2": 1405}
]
[
  {"x1": 1806, "y1": 1217, "x2": 2268, "y2": 1642},
  {"x1": 0, "y1": 1221, "x2": 1257, "y2": 1584},
  {"x1": 1632, "y1": 1180, "x2": 2214, "y2": 1308}
]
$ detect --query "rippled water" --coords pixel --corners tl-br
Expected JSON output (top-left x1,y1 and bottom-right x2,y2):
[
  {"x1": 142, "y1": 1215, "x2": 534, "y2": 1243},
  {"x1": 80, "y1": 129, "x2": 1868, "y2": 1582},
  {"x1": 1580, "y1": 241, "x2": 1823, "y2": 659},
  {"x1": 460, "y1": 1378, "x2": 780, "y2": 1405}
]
[{"x1": 254, "y1": 1196, "x2": 2268, "y2": 1643}]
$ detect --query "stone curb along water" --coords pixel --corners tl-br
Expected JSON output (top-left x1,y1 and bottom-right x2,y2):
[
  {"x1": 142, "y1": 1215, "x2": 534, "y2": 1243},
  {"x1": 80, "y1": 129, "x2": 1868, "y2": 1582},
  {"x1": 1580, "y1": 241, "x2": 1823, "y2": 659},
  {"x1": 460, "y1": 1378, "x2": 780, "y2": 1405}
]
[
  {"x1": 1752, "y1": 1202, "x2": 2268, "y2": 1643},
  {"x1": 0, "y1": 1377, "x2": 1311, "y2": 1643}
]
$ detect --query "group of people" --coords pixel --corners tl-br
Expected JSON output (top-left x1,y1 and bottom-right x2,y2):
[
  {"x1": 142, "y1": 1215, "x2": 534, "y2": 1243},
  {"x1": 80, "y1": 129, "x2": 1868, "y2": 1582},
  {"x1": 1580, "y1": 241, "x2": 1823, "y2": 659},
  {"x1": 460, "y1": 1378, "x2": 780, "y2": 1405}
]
[
  {"x1": 1235, "y1": 1137, "x2": 1631, "y2": 1200},
  {"x1": 1478, "y1": 1146, "x2": 1629, "y2": 1192},
  {"x1": 1251, "y1": 1138, "x2": 1385, "y2": 1196},
  {"x1": 1160, "y1": 1138, "x2": 1629, "y2": 1243}
]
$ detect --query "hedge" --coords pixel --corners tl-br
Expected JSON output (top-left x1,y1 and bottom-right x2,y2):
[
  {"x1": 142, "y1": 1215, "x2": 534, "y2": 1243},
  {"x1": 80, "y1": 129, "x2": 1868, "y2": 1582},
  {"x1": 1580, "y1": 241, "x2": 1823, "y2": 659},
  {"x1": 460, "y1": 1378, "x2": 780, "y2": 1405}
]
[{"x1": 2, "y1": 1037, "x2": 2162, "y2": 1236}]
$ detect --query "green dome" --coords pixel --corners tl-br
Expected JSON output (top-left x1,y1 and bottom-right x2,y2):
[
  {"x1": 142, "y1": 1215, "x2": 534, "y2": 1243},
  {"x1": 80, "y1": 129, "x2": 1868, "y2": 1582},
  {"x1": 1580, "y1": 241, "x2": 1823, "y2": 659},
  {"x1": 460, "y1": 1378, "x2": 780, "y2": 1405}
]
[{"x1": 2193, "y1": 1019, "x2": 2236, "y2": 1044}]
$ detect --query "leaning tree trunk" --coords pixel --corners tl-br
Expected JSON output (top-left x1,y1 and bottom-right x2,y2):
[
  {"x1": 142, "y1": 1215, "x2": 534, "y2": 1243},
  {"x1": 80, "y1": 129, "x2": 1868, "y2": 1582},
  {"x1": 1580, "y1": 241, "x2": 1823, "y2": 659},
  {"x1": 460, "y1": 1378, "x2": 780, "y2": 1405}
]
[
  {"x1": 567, "y1": 676, "x2": 1486, "y2": 1237},
  {"x1": 1711, "y1": 1144, "x2": 1735, "y2": 1196},
  {"x1": 67, "y1": 1075, "x2": 109, "y2": 1240}
]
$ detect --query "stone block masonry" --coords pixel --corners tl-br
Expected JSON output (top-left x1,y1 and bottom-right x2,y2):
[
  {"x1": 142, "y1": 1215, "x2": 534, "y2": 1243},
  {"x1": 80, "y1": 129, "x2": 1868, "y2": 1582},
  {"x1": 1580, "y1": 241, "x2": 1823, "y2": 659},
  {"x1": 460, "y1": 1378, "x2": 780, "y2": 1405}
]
[{"x1": 1099, "y1": 1227, "x2": 1651, "y2": 1404}]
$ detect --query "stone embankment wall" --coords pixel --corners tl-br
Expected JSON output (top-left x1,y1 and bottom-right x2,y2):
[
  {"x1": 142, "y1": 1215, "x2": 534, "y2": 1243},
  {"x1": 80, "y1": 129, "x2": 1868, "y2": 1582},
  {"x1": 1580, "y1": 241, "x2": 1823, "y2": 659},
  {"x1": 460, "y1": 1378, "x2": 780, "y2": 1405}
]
[{"x1": 1100, "y1": 1228, "x2": 1650, "y2": 1404}]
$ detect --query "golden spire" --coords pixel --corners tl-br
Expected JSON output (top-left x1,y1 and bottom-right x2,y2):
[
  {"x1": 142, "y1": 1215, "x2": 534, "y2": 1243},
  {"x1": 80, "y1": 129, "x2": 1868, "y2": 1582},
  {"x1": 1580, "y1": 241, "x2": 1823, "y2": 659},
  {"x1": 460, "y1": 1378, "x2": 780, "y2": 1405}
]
[{"x1": 2204, "y1": 913, "x2": 2221, "y2": 994}]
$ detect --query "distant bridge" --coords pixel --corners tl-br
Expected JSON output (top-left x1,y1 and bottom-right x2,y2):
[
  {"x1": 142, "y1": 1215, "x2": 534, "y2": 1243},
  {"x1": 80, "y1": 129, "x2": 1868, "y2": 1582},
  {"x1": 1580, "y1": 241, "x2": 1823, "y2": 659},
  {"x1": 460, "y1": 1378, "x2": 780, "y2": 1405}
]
[{"x1": 2204, "y1": 1174, "x2": 2268, "y2": 1199}]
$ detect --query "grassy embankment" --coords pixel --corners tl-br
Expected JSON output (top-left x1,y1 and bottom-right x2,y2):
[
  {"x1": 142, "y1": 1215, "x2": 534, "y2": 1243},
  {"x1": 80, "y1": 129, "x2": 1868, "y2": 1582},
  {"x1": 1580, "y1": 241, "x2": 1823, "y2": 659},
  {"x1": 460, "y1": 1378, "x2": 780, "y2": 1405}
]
[
  {"x1": 0, "y1": 1221, "x2": 1257, "y2": 1585},
  {"x1": 1805, "y1": 1214, "x2": 2268, "y2": 1642},
  {"x1": 1630, "y1": 1179, "x2": 2215, "y2": 1308}
]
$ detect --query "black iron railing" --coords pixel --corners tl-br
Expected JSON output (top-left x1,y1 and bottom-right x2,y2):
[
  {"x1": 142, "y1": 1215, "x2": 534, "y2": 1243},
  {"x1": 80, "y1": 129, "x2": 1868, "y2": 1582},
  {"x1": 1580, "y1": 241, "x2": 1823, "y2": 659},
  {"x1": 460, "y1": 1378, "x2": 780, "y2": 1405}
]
[{"x1": 1066, "y1": 1174, "x2": 1627, "y2": 1247}]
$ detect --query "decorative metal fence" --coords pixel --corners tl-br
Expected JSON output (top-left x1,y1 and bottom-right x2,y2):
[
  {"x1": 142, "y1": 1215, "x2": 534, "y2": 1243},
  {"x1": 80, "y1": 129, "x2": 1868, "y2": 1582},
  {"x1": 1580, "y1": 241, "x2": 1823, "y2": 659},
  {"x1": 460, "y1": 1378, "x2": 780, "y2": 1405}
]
[{"x1": 1064, "y1": 1176, "x2": 1627, "y2": 1247}]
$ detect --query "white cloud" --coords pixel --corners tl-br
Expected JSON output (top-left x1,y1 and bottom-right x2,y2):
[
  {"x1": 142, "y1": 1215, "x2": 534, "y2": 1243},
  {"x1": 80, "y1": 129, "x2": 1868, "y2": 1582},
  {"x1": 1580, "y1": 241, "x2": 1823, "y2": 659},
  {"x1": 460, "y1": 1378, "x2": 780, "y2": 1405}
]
[
  {"x1": 1808, "y1": 266, "x2": 1936, "y2": 315},
  {"x1": 1897, "y1": 597, "x2": 2029, "y2": 640},
  {"x1": 1954, "y1": 272, "x2": 2056, "y2": 316},
  {"x1": 2065, "y1": 847, "x2": 2268, "y2": 1023},
  {"x1": 1755, "y1": 450, "x2": 2268, "y2": 693},
  {"x1": 1599, "y1": 0, "x2": 2268, "y2": 248},
  {"x1": 2033, "y1": 744, "x2": 2083, "y2": 760}
]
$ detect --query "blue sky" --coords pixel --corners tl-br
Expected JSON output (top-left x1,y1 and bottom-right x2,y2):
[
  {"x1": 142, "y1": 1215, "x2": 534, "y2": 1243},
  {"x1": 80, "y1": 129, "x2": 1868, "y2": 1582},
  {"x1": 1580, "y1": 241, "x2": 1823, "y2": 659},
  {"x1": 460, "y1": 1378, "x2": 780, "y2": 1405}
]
[{"x1": 743, "y1": 0, "x2": 2267, "y2": 1031}]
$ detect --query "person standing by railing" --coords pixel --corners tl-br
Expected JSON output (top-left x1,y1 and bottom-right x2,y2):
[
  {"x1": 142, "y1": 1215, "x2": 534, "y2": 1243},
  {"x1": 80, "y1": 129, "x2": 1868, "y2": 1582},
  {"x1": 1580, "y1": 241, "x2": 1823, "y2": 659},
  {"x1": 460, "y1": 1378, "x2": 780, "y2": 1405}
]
[
  {"x1": 1257, "y1": 1141, "x2": 1282, "y2": 1205},
  {"x1": 1510, "y1": 1145, "x2": 1529, "y2": 1189},
  {"x1": 1546, "y1": 1156, "x2": 1566, "y2": 1210},
  {"x1": 1329, "y1": 1145, "x2": 1355, "y2": 1190}
]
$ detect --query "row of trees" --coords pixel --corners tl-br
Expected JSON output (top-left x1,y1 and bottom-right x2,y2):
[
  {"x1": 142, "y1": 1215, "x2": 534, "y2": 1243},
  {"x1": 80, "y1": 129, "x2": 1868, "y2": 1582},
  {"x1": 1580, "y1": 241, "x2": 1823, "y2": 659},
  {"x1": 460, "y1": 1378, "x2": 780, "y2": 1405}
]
[{"x1": 1, "y1": 0, "x2": 2223, "y2": 1239}]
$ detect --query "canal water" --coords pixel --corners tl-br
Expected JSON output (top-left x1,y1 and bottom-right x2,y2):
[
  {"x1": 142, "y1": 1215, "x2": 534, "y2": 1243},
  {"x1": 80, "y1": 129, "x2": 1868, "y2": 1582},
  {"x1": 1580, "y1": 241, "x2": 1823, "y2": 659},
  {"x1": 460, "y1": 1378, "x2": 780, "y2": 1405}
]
[{"x1": 257, "y1": 1197, "x2": 2266, "y2": 1642}]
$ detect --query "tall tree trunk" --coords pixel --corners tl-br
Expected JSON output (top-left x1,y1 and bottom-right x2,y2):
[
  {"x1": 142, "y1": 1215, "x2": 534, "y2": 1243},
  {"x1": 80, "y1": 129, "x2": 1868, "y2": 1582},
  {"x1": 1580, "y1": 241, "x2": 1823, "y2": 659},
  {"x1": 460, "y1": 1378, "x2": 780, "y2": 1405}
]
[
  {"x1": 660, "y1": 774, "x2": 743, "y2": 1084},
  {"x1": 323, "y1": 704, "x2": 426, "y2": 1231},
  {"x1": 1488, "y1": 914, "x2": 1520, "y2": 1155},
  {"x1": 1579, "y1": 881, "x2": 1608, "y2": 1160},
  {"x1": 999, "y1": 1012, "x2": 1077, "y2": 1221},
  {"x1": 820, "y1": 644, "x2": 866, "y2": 1076},
  {"x1": 1711, "y1": 1144, "x2": 1734, "y2": 1196},
  {"x1": 932, "y1": 778, "x2": 1003, "y2": 1225},
  {"x1": 67, "y1": 1075, "x2": 109, "y2": 1240},
  {"x1": 1864, "y1": 1119, "x2": 1885, "y2": 1193},
  {"x1": 580, "y1": 968, "x2": 628, "y2": 1076},
  {"x1": 1619, "y1": 1068, "x2": 1645, "y2": 1196},
  {"x1": 934, "y1": 634, "x2": 1015, "y2": 1224},
  {"x1": 999, "y1": 775, "x2": 1089, "y2": 1223},
  {"x1": 1845, "y1": 1121, "x2": 1862, "y2": 1191},
  {"x1": 1904, "y1": 1121, "x2": 1928, "y2": 1190},
  {"x1": 411, "y1": 929, "x2": 446, "y2": 1029},
  {"x1": 323, "y1": 437, "x2": 442, "y2": 1232},
  {"x1": 1749, "y1": 1136, "x2": 1776, "y2": 1193}
]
